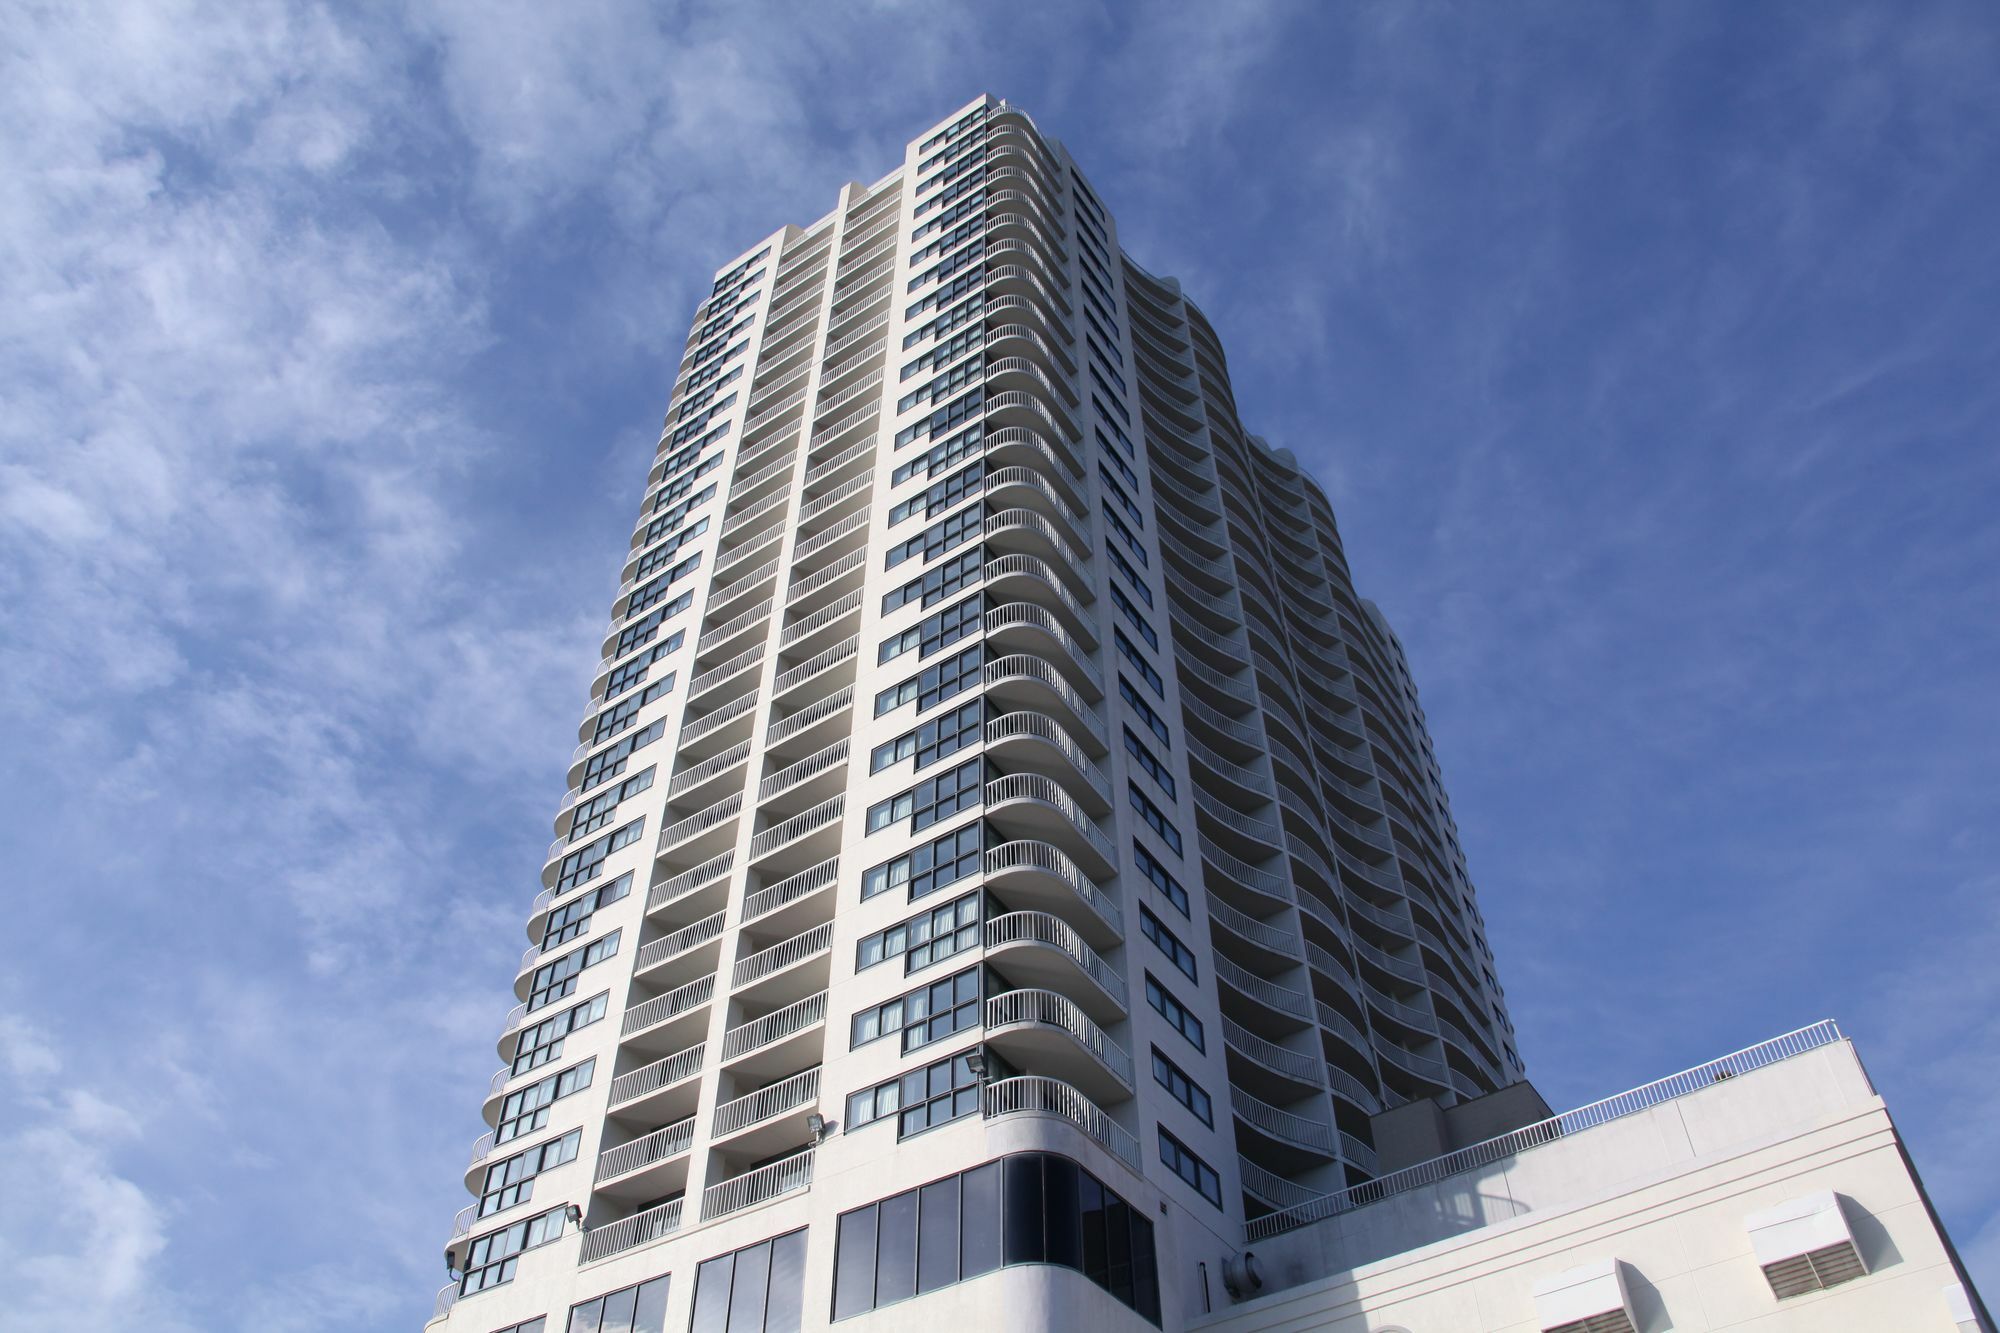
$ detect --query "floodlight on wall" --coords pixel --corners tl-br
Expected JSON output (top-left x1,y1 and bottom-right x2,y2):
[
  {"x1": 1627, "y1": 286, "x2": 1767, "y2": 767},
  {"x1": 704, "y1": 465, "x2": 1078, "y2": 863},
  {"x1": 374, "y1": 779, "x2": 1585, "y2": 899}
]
[
  {"x1": 1745, "y1": 1191, "x2": 1868, "y2": 1298},
  {"x1": 1531, "y1": 1258, "x2": 1637, "y2": 1333}
]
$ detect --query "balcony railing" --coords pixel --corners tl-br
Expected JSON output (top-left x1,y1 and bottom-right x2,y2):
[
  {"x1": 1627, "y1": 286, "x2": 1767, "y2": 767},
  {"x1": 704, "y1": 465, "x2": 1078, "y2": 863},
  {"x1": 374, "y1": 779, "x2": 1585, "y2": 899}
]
[
  {"x1": 984, "y1": 840, "x2": 1120, "y2": 933},
  {"x1": 987, "y1": 989, "x2": 1132, "y2": 1088},
  {"x1": 1231, "y1": 1086, "x2": 1337, "y2": 1156},
  {"x1": 648, "y1": 851, "x2": 733, "y2": 914},
  {"x1": 596, "y1": 1115, "x2": 695, "y2": 1182},
  {"x1": 1221, "y1": 1017, "x2": 1321, "y2": 1086},
  {"x1": 701, "y1": 1146, "x2": 814, "y2": 1220},
  {"x1": 722, "y1": 990, "x2": 828, "y2": 1062},
  {"x1": 742, "y1": 856, "x2": 839, "y2": 923},
  {"x1": 984, "y1": 912, "x2": 1122, "y2": 1002},
  {"x1": 713, "y1": 1066, "x2": 820, "y2": 1137},
  {"x1": 983, "y1": 1075, "x2": 1137, "y2": 1170},
  {"x1": 1215, "y1": 955, "x2": 1312, "y2": 1021},
  {"x1": 732, "y1": 920, "x2": 833, "y2": 989},
  {"x1": 608, "y1": 1043, "x2": 706, "y2": 1107},
  {"x1": 622, "y1": 975, "x2": 715, "y2": 1037},
  {"x1": 748, "y1": 796, "x2": 844, "y2": 860},
  {"x1": 579, "y1": 1197, "x2": 683, "y2": 1263},
  {"x1": 634, "y1": 911, "x2": 726, "y2": 973}
]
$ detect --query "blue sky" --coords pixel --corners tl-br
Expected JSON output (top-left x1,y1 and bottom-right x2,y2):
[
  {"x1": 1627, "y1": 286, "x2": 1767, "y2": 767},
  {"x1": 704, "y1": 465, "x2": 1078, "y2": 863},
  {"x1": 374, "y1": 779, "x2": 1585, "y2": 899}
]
[{"x1": 2, "y1": 2, "x2": 1995, "y2": 1327}]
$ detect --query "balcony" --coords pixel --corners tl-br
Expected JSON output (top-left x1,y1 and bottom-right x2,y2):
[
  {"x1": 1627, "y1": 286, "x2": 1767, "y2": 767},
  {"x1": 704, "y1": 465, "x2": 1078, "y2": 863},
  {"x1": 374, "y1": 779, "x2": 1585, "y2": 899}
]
[
  {"x1": 1214, "y1": 955, "x2": 1313, "y2": 1034},
  {"x1": 664, "y1": 739, "x2": 751, "y2": 808},
  {"x1": 731, "y1": 920, "x2": 834, "y2": 1006},
  {"x1": 594, "y1": 1115, "x2": 695, "y2": 1199},
  {"x1": 675, "y1": 687, "x2": 760, "y2": 763},
  {"x1": 746, "y1": 795, "x2": 844, "y2": 877},
  {"x1": 984, "y1": 774, "x2": 1117, "y2": 878},
  {"x1": 632, "y1": 911, "x2": 726, "y2": 990},
  {"x1": 983, "y1": 602, "x2": 1103, "y2": 696},
  {"x1": 721, "y1": 990, "x2": 828, "y2": 1083},
  {"x1": 1207, "y1": 896, "x2": 1302, "y2": 970},
  {"x1": 983, "y1": 840, "x2": 1121, "y2": 948},
  {"x1": 701, "y1": 1146, "x2": 814, "y2": 1222},
  {"x1": 984, "y1": 711, "x2": 1112, "y2": 812},
  {"x1": 1231, "y1": 1085, "x2": 1338, "y2": 1168},
  {"x1": 985, "y1": 988, "x2": 1133, "y2": 1102},
  {"x1": 710, "y1": 1066, "x2": 822, "y2": 1157},
  {"x1": 778, "y1": 587, "x2": 863, "y2": 659},
  {"x1": 983, "y1": 912, "x2": 1125, "y2": 1022},
  {"x1": 621, "y1": 974, "x2": 715, "y2": 1054},
  {"x1": 764, "y1": 684, "x2": 853, "y2": 757},
  {"x1": 579, "y1": 1196, "x2": 683, "y2": 1264},
  {"x1": 653, "y1": 792, "x2": 742, "y2": 870},
  {"x1": 607, "y1": 1042, "x2": 706, "y2": 1125},
  {"x1": 646, "y1": 850, "x2": 733, "y2": 924},
  {"x1": 983, "y1": 1075, "x2": 1138, "y2": 1173},
  {"x1": 1221, "y1": 1016, "x2": 1325, "y2": 1105},
  {"x1": 755, "y1": 739, "x2": 849, "y2": 817},
  {"x1": 983, "y1": 655, "x2": 1106, "y2": 749}
]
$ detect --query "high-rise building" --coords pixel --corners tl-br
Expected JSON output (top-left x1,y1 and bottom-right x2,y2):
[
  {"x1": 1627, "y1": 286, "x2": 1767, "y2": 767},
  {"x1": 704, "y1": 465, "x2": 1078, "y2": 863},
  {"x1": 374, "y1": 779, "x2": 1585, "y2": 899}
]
[{"x1": 426, "y1": 96, "x2": 1989, "y2": 1333}]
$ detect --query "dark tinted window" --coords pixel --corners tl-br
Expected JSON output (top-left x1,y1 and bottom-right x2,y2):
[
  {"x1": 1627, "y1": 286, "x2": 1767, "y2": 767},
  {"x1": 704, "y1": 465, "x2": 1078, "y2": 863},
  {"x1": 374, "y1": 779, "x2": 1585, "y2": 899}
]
[
  {"x1": 876, "y1": 1189, "x2": 918, "y2": 1305},
  {"x1": 918, "y1": 1176, "x2": 960, "y2": 1294},
  {"x1": 766, "y1": 1230, "x2": 806, "y2": 1333},
  {"x1": 728, "y1": 1239, "x2": 769, "y2": 1333},
  {"x1": 960, "y1": 1162, "x2": 1001, "y2": 1279},
  {"x1": 1003, "y1": 1155, "x2": 1044, "y2": 1265},
  {"x1": 691, "y1": 1253, "x2": 733, "y2": 1333},
  {"x1": 1043, "y1": 1156, "x2": 1081, "y2": 1270},
  {"x1": 599, "y1": 1285, "x2": 636, "y2": 1333},
  {"x1": 833, "y1": 1206, "x2": 877, "y2": 1320}
]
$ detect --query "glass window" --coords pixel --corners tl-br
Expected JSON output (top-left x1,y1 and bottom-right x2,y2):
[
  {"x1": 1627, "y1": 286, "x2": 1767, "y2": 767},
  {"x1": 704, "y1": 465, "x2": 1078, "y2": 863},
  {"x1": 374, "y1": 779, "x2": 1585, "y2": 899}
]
[
  {"x1": 833, "y1": 1206, "x2": 877, "y2": 1320},
  {"x1": 598, "y1": 1285, "x2": 636, "y2": 1333},
  {"x1": 766, "y1": 1230, "x2": 805, "y2": 1333},
  {"x1": 1043, "y1": 1156, "x2": 1081, "y2": 1271},
  {"x1": 917, "y1": 1176, "x2": 960, "y2": 1294},
  {"x1": 691, "y1": 1253, "x2": 732, "y2": 1333},
  {"x1": 876, "y1": 1189, "x2": 918, "y2": 1306},
  {"x1": 1003, "y1": 1155, "x2": 1044, "y2": 1266},
  {"x1": 1139, "y1": 905, "x2": 1196, "y2": 981},
  {"x1": 728, "y1": 1237, "x2": 769, "y2": 1333},
  {"x1": 960, "y1": 1161, "x2": 1001, "y2": 1279}
]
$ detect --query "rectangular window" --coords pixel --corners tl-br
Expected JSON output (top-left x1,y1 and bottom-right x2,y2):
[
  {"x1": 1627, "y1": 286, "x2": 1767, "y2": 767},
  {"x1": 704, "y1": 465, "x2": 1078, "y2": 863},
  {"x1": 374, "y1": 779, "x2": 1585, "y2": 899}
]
[
  {"x1": 478, "y1": 1127, "x2": 580, "y2": 1218},
  {"x1": 623, "y1": 552, "x2": 702, "y2": 619},
  {"x1": 905, "y1": 240, "x2": 985, "y2": 296},
  {"x1": 896, "y1": 351, "x2": 983, "y2": 412},
  {"x1": 1106, "y1": 542, "x2": 1149, "y2": 594},
  {"x1": 689, "y1": 1229, "x2": 805, "y2": 1333},
  {"x1": 892, "y1": 422, "x2": 984, "y2": 486},
  {"x1": 1097, "y1": 411, "x2": 1134, "y2": 457},
  {"x1": 1145, "y1": 973, "x2": 1204, "y2": 1052},
  {"x1": 861, "y1": 822, "x2": 982, "y2": 902},
  {"x1": 568, "y1": 767, "x2": 655, "y2": 841},
  {"x1": 581, "y1": 720, "x2": 665, "y2": 789},
  {"x1": 885, "y1": 502, "x2": 983, "y2": 570},
  {"x1": 894, "y1": 386, "x2": 984, "y2": 449},
  {"x1": 567, "y1": 1275, "x2": 669, "y2": 1333},
  {"x1": 1096, "y1": 431, "x2": 1139, "y2": 487},
  {"x1": 637, "y1": 475, "x2": 719, "y2": 546},
  {"x1": 1103, "y1": 506, "x2": 1149, "y2": 570},
  {"x1": 865, "y1": 760, "x2": 982, "y2": 836},
  {"x1": 555, "y1": 818, "x2": 645, "y2": 892},
  {"x1": 909, "y1": 216, "x2": 983, "y2": 267},
  {"x1": 1119, "y1": 676, "x2": 1170, "y2": 746},
  {"x1": 844, "y1": 1046, "x2": 983, "y2": 1138},
  {"x1": 850, "y1": 966, "x2": 982, "y2": 1054},
  {"x1": 881, "y1": 547, "x2": 983, "y2": 614},
  {"x1": 1128, "y1": 783, "x2": 1183, "y2": 856},
  {"x1": 1131, "y1": 842, "x2": 1188, "y2": 919},
  {"x1": 1158, "y1": 1129, "x2": 1222, "y2": 1207},
  {"x1": 527, "y1": 930, "x2": 622, "y2": 1012},
  {"x1": 876, "y1": 594, "x2": 981, "y2": 666},
  {"x1": 869, "y1": 701, "x2": 982, "y2": 775},
  {"x1": 1139, "y1": 905, "x2": 1195, "y2": 981},
  {"x1": 459, "y1": 1206, "x2": 568, "y2": 1295},
  {"x1": 873, "y1": 645, "x2": 982, "y2": 717},
  {"x1": 1109, "y1": 583, "x2": 1157, "y2": 648},
  {"x1": 899, "y1": 325, "x2": 984, "y2": 381},
  {"x1": 494, "y1": 1057, "x2": 595, "y2": 1145},
  {"x1": 629, "y1": 515, "x2": 711, "y2": 583},
  {"x1": 888, "y1": 462, "x2": 984, "y2": 528},
  {"x1": 901, "y1": 292, "x2": 985, "y2": 351},
  {"x1": 1090, "y1": 374, "x2": 1128, "y2": 423},
  {"x1": 540, "y1": 872, "x2": 632, "y2": 950},
  {"x1": 855, "y1": 892, "x2": 982, "y2": 973},
  {"x1": 591, "y1": 675, "x2": 672, "y2": 743},
  {"x1": 613, "y1": 591, "x2": 695, "y2": 657},
  {"x1": 1122, "y1": 728, "x2": 1175, "y2": 799},
  {"x1": 603, "y1": 639, "x2": 682, "y2": 705},
  {"x1": 1114, "y1": 629, "x2": 1163, "y2": 697},
  {"x1": 1151, "y1": 1048, "x2": 1213, "y2": 1127},
  {"x1": 512, "y1": 992, "x2": 609, "y2": 1075},
  {"x1": 1083, "y1": 305, "x2": 1122, "y2": 364}
]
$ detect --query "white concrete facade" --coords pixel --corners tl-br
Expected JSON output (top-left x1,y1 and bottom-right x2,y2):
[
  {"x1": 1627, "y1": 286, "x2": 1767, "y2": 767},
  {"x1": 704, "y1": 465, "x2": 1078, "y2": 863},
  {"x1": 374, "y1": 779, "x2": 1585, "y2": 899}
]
[
  {"x1": 428, "y1": 95, "x2": 1537, "y2": 1333},
  {"x1": 1199, "y1": 1035, "x2": 1992, "y2": 1333}
]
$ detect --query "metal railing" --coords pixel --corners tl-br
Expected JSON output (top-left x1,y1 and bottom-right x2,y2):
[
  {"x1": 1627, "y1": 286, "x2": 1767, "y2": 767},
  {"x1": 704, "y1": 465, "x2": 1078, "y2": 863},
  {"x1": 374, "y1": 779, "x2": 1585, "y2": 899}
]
[
  {"x1": 622, "y1": 975, "x2": 715, "y2": 1037},
  {"x1": 713, "y1": 1066, "x2": 820, "y2": 1137},
  {"x1": 609, "y1": 1043, "x2": 706, "y2": 1107},
  {"x1": 635, "y1": 912, "x2": 725, "y2": 973},
  {"x1": 771, "y1": 636, "x2": 857, "y2": 694},
  {"x1": 1208, "y1": 897, "x2": 1302, "y2": 958},
  {"x1": 985, "y1": 711, "x2": 1110, "y2": 805},
  {"x1": 1214, "y1": 955, "x2": 1312, "y2": 1020},
  {"x1": 676, "y1": 690, "x2": 758, "y2": 748},
  {"x1": 733, "y1": 921, "x2": 834, "y2": 988},
  {"x1": 756, "y1": 740, "x2": 848, "y2": 804},
  {"x1": 987, "y1": 989, "x2": 1132, "y2": 1087},
  {"x1": 1245, "y1": 1020, "x2": 1845, "y2": 1242},
  {"x1": 784, "y1": 548, "x2": 865, "y2": 605},
  {"x1": 779, "y1": 589, "x2": 862, "y2": 649},
  {"x1": 983, "y1": 1075, "x2": 1137, "y2": 1170},
  {"x1": 579, "y1": 1197, "x2": 683, "y2": 1263},
  {"x1": 1231, "y1": 1086, "x2": 1337, "y2": 1155},
  {"x1": 701, "y1": 1147, "x2": 814, "y2": 1220},
  {"x1": 742, "y1": 857, "x2": 839, "y2": 923},
  {"x1": 647, "y1": 851, "x2": 733, "y2": 913},
  {"x1": 984, "y1": 912, "x2": 1123, "y2": 1001},
  {"x1": 1221, "y1": 1017, "x2": 1321, "y2": 1085},
  {"x1": 666, "y1": 741, "x2": 751, "y2": 799},
  {"x1": 596, "y1": 1115, "x2": 695, "y2": 1182},
  {"x1": 655, "y1": 793, "x2": 742, "y2": 853},
  {"x1": 686, "y1": 646, "x2": 764, "y2": 700},
  {"x1": 748, "y1": 795, "x2": 844, "y2": 860},
  {"x1": 984, "y1": 654, "x2": 1105, "y2": 741},
  {"x1": 765, "y1": 686, "x2": 853, "y2": 748},
  {"x1": 983, "y1": 602, "x2": 1102, "y2": 689},
  {"x1": 984, "y1": 774, "x2": 1117, "y2": 867},
  {"x1": 721, "y1": 990, "x2": 827, "y2": 1061},
  {"x1": 984, "y1": 840, "x2": 1120, "y2": 932}
]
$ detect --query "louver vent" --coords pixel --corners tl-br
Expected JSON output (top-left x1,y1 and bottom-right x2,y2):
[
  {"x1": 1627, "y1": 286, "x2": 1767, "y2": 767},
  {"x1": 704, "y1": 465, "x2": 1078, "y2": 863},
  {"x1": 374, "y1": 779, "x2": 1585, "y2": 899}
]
[
  {"x1": 1544, "y1": 1315, "x2": 1636, "y2": 1333},
  {"x1": 1761, "y1": 1240, "x2": 1868, "y2": 1298},
  {"x1": 1531, "y1": 1258, "x2": 1635, "y2": 1333}
]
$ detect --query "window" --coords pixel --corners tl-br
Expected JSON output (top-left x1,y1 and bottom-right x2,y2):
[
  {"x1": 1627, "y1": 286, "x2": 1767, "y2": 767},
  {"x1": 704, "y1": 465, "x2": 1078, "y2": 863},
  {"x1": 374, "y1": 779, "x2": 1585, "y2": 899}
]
[
  {"x1": 1096, "y1": 431, "x2": 1139, "y2": 487},
  {"x1": 556, "y1": 819, "x2": 645, "y2": 892},
  {"x1": 844, "y1": 1046, "x2": 984, "y2": 1138},
  {"x1": 881, "y1": 546, "x2": 982, "y2": 614},
  {"x1": 581, "y1": 720, "x2": 665, "y2": 789},
  {"x1": 888, "y1": 462, "x2": 983, "y2": 527},
  {"x1": 1100, "y1": 467, "x2": 1143, "y2": 526},
  {"x1": 896, "y1": 351, "x2": 983, "y2": 412},
  {"x1": 850, "y1": 966, "x2": 982, "y2": 1054},
  {"x1": 690, "y1": 1229, "x2": 805, "y2": 1333},
  {"x1": 541, "y1": 872, "x2": 631, "y2": 950},
  {"x1": 567, "y1": 1274, "x2": 669, "y2": 1333},
  {"x1": 861, "y1": 822, "x2": 982, "y2": 902},
  {"x1": 909, "y1": 217, "x2": 983, "y2": 267},
  {"x1": 1119, "y1": 676, "x2": 1170, "y2": 745},
  {"x1": 1129, "y1": 783, "x2": 1183, "y2": 856},
  {"x1": 885, "y1": 503, "x2": 982, "y2": 570},
  {"x1": 900, "y1": 325, "x2": 984, "y2": 381},
  {"x1": 1158, "y1": 1129, "x2": 1222, "y2": 1207},
  {"x1": 1109, "y1": 583, "x2": 1157, "y2": 648},
  {"x1": 528, "y1": 930, "x2": 622, "y2": 1012},
  {"x1": 831, "y1": 1153, "x2": 1159, "y2": 1324},
  {"x1": 901, "y1": 292, "x2": 985, "y2": 351},
  {"x1": 894, "y1": 387, "x2": 983, "y2": 450},
  {"x1": 1104, "y1": 507, "x2": 1149, "y2": 573},
  {"x1": 1131, "y1": 842, "x2": 1187, "y2": 918},
  {"x1": 873, "y1": 645, "x2": 982, "y2": 717},
  {"x1": 478, "y1": 1128, "x2": 580, "y2": 1218},
  {"x1": 638, "y1": 474, "x2": 719, "y2": 545},
  {"x1": 495, "y1": 1058, "x2": 595, "y2": 1146},
  {"x1": 568, "y1": 768, "x2": 655, "y2": 841},
  {"x1": 1114, "y1": 628, "x2": 1162, "y2": 696},
  {"x1": 603, "y1": 637, "x2": 683, "y2": 706},
  {"x1": 511, "y1": 992, "x2": 608, "y2": 1075},
  {"x1": 1123, "y1": 728, "x2": 1175, "y2": 800},
  {"x1": 630, "y1": 515, "x2": 711, "y2": 582},
  {"x1": 624, "y1": 553, "x2": 702, "y2": 618},
  {"x1": 1146, "y1": 973, "x2": 1204, "y2": 1052},
  {"x1": 1152, "y1": 1048, "x2": 1213, "y2": 1127},
  {"x1": 904, "y1": 268, "x2": 986, "y2": 324},
  {"x1": 876, "y1": 594, "x2": 981, "y2": 665},
  {"x1": 1097, "y1": 412, "x2": 1134, "y2": 456},
  {"x1": 870, "y1": 702, "x2": 982, "y2": 775},
  {"x1": 591, "y1": 676, "x2": 672, "y2": 743},
  {"x1": 494, "y1": 1319, "x2": 547, "y2": 1333},
  {"x1": 865, "y1": 761, "x2": 982, "y2": 836},
  {"x1": 1106, "y1": 541, "x2": 1149, "y2": 594},
  {"x1": 892, "y1": 423, "x2": 984, "y2": 486},
  {"x1": 856, "y1": 893, "x2": 982, "y2": 973},
  {"x1": 614, "y1": 591, "x2": 695, "y2": 656},
  {"x1": 1139, "y1": 906, "x2": 1195, "y2": 982},
  {"x1": 459, "y1": 1205, "x2": 567, "y2": 1295}
]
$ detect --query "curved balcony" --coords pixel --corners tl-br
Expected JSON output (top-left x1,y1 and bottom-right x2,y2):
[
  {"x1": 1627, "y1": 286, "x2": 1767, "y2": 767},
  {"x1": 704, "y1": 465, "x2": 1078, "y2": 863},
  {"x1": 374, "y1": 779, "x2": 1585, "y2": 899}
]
[
  {"x1": 984, "y1": 507, "x2": 1088, "y2": 582},
  {"x1": 985, "y1": 988, "x2": 1133, "y2": 1101},
  {"x1": 983, "y1": 1075, "x2": 1138, "y2": 1173},
  {"x1": 721, "y1": 990, "x2": 828, "y2": 1082},
  {"x1": 981, "y1": 422, "x2": 1085, "y2": 501},
  {"x1": 579, "y1": 1196, "x2": 683, "y2": 1265},
  {"x1": 730, "y1": 920, "x2": 833, "y2": 1005},
  {"x1": 1315, "y1": 999, "x2": 1376, "y2": 1067},
  {"x1": 984, "y1": 602, "x2": 1103, "y2": 696},
  {"x1": 1193, "y1": 787, "x2": 1284, "y2": 855},
  {"x1": 701, "y1": 1145, "x2": 814, "y2": 1222},
  {"x1": 1180, "y1": 689, "x2": 1263, "y2": 757},
  {"x1": 711, "y1": 1066, "x2": 822, "y2": 1160},
  {"x1": 1198, "y1": 835, "x2": 1294, "y2": 916},
  {"x1": 984, "y1": 773, "x2": 1117, "y2": 877},
  {"x1": 983, "y1": 551, "x2": 1095, "y2": 643},
  {"x1": 1375, "y1": 1037, "x2": 1452, "y2": 1092},
  {"x1": 607, "y1": 1042, "x2": 706, "y2": 1124},
  {"x1": 985, "y1": 323, "x2": 1076, "y2": 389},
  {"x1": 1185, "y1": 732, "x2": 1273, "y2": 808},
  {"x1": 1326, "y1": 1064, "x2": 1384, "y2": 1116},
  {"x1": 1355, "y1": 938, "x2": 1427, "y2": 988},
  {"x1": 985, "y1": 710, "x2": 1112, "y2": 811},
  {"x1": 985, "y1": 461, "x2": 1088, "y2": 538},
  {"x1": 594, "y1": 1114, "x2": 695, "y2": 1200},
  {"x1": 1231, "y1": 1085, "x2": 1338, "y2": 1166},
  {"x1": 1214, "y1": 954, "x2": 1312, "y2": 1034},
  {"x1": 1239, "y1": 1156, "x2": 1325, "y2": 1214},
  {"x1": 984, "y1": 911, "x2": 1125, "y2": 1022},
  {"x1": 984, "y1": 840, "x2": 1120, "y2": 947},
  {"x1": 1207, "y1": 896, "x2": 1302, "y2": 970},
  {"x1": 621, "y1": 974, "x2": 715, "y2": 1054},
  {"x1": 1221, "y1": 1016, "x2": 1325, "y2": 1104},
  {"x1": 983, "y1": 654, "x2": 1106, "y2": 748}
]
